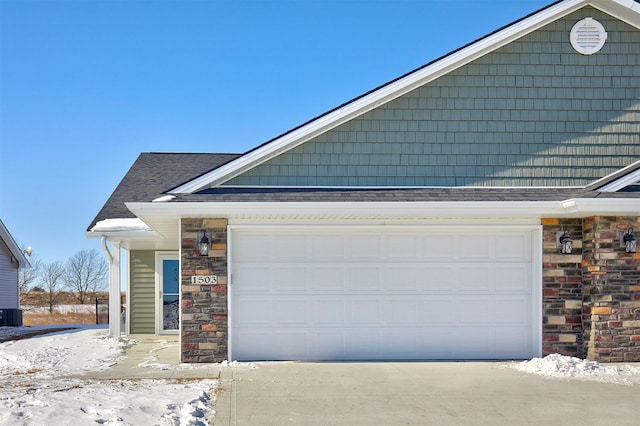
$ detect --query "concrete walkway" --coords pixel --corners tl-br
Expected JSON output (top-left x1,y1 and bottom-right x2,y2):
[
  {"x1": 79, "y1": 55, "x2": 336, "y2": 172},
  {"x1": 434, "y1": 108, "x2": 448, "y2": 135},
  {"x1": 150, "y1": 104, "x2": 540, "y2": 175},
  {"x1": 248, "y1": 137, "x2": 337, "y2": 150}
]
[
  {"x1": 82, "y1": 335, "x2": 222, "y2": 380},
  {"x1": 214, "y1": 361, "x2": 640, "y2": 426}
]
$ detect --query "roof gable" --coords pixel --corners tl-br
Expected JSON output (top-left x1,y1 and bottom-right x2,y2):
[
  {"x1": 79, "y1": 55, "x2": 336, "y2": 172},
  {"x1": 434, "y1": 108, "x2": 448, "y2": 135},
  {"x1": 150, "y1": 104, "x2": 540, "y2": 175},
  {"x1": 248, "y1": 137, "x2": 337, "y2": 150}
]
[{"x1": 172, "y1": 0, "x2": 640, "y2": 193}]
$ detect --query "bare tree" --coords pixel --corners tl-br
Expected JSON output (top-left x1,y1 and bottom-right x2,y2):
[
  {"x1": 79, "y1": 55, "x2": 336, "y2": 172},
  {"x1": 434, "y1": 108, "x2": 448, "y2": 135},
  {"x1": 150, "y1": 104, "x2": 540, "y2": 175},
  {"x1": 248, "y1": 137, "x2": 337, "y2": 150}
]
[
  {"x1": 18, "y1": 248, "x2": 41, "y2": 292},
  {"x1": 65, "y1": 249, "x2": 108, "y2": 304},
  {"x1": 39, "y1": 261, "x2": 66, "y2": 313},
  {"x1": 18, "y1": 256, "x2": 42, "y2": 292}
]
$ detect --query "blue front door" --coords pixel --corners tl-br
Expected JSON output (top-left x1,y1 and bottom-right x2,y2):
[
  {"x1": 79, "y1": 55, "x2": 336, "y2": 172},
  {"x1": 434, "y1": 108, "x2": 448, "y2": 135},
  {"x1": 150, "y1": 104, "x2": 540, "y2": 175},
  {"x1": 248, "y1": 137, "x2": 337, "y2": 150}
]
[{"x1": 161, "y1": 258, "x2": 179, "y2": 332}]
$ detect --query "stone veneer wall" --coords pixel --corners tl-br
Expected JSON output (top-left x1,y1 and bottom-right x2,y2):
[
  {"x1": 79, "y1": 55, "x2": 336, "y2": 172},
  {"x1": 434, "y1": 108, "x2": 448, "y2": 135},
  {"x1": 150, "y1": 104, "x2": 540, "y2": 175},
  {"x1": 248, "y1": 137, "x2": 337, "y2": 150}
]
[
  {"x1": 181, "y1": 218, "x2": 228, "y2": 363},
  {"x1": 542, "y1": 216, "x2": 640, "y2": 362},
  {"x1": 542, "y1": 218, "x2": 584, "y2": 357},
  {"x1": 582, "y1": 216, "x2": 640, "y2": 362}
]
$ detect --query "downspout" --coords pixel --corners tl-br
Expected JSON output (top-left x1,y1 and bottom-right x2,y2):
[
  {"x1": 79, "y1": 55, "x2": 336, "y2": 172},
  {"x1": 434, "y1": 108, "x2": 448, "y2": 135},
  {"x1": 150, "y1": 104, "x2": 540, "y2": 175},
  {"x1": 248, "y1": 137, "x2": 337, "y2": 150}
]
[
  {"x1": 101, "y1": 235, "x2": 113, "y2": 263},
  {"x1": 101, "y1": 236, "x2": 121, "y2": 338}
]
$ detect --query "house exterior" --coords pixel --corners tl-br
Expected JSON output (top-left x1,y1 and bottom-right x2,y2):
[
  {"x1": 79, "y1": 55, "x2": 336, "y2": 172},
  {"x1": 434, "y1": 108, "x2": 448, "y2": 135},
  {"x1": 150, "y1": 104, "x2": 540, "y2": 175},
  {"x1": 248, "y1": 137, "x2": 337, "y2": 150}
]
[
  {"x1": 89, "y1": 0, "x2": 640, "y2": 363},
  {"x1": 0, "y1": 219, "x2": 30, "y2": 326}
]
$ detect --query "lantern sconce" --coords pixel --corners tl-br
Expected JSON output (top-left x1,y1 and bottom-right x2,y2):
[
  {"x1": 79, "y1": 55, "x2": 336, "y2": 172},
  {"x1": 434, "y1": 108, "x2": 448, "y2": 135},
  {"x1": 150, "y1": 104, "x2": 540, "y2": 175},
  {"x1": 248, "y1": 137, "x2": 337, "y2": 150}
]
[
  {"x1": 621, "y1": 228, "x2": 637, "y2": 253},
  {"x1": 198, "y1": 230, "x2": 210, "y2": 256},
  {"x1": 558, "y1": 230, "x2": 572, "y2": 254}
]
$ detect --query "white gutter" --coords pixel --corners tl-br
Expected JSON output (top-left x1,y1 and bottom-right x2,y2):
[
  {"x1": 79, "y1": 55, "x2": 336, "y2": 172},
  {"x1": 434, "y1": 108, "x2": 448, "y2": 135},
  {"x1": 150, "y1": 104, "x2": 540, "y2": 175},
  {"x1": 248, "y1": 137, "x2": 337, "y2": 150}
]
[{"x1": 126, "y1": 198, "x2": 640, "y2": 220}]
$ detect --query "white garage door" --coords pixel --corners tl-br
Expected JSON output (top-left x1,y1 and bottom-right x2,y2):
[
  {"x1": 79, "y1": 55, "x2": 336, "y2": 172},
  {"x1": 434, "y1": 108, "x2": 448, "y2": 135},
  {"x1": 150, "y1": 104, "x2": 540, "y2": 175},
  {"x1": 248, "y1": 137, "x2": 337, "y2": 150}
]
[{"x1": 230, "y1": 227, "x2": 537, "y2": 361}]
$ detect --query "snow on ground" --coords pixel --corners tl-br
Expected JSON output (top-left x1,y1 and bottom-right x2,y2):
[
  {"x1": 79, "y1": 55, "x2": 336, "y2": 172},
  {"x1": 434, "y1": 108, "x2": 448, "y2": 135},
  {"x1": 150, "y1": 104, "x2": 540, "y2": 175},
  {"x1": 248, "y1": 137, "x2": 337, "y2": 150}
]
[
  {"x1": 2, "y1": 326, "x2": 639, "y2": 424},
  {"x1": 509, "y1": 353, "x2": 640, "y2": 386},
  {"x1": 0, "y1": 326, "x2": 217, "y2": 425}
]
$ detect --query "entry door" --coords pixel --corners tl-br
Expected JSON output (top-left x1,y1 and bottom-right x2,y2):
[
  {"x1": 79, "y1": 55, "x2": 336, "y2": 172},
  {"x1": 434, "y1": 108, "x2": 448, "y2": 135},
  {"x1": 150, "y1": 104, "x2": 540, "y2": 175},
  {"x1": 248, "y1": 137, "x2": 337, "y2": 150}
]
[{"x1": 156, "y1": 253, "x2": 179, "y2": 334}]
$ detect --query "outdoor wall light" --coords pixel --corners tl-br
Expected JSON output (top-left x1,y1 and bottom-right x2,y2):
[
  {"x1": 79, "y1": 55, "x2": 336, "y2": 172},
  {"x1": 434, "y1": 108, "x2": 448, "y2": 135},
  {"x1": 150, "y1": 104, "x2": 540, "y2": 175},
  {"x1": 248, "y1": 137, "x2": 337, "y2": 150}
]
[
  {"x1": 558, "y1": 230, "x2": 572, "y2": 254},
  {"x1": 622, "y1": 228, "x2": 637, "y2": 253},
  {"x1": 198, "y1": 231, "x2": 210, "y2": 256}
]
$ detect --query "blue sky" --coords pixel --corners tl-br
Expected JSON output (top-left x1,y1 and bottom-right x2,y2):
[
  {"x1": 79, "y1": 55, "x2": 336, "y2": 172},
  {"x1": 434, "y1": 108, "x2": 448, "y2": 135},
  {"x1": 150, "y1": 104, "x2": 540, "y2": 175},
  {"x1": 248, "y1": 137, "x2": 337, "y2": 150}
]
[{"x1": 0, "y1": 0, "x2": 551, "y2": 265}]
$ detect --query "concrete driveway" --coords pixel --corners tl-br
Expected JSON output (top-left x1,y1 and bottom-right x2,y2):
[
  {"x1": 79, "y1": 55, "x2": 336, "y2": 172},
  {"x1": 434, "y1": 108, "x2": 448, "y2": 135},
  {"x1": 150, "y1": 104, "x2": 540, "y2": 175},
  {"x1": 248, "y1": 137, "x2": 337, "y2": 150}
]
[{"x1": 214, "y1": 361, "x2": 639, "y2": 426}]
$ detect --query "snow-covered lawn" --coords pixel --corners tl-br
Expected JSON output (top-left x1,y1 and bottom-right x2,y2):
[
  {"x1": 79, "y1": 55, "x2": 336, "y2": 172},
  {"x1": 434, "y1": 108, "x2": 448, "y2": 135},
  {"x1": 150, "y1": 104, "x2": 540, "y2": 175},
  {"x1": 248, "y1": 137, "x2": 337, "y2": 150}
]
[{"x1": 0, "y1": 326, "x2": 217, "y2": 425}]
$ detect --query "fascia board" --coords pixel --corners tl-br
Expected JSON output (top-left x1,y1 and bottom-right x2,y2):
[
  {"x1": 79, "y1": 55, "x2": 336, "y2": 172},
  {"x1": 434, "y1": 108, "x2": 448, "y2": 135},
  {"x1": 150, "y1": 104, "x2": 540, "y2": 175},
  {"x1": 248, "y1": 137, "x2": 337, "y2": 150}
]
[
  {"x1": 126, "y1": 200, "x2": 567, "y2": 220},
  {"x1": 171, "y1": 0, "x2": 588, "y2": 194},
  {"x1": 590, "y1": 0, "x2": 640, "y2": 28},
  {"x1": 597, "y1": 168, "x2": 640, "y2": 192},
  {"x1": 85, "y1": 230, "x2": 158, "y2": 240},
  {"x1": 590, "y1": 159, "x2": 640, "y2": 190},
  {"x1": 127, "y1": 197, "x2": 640, "y2": 221}
]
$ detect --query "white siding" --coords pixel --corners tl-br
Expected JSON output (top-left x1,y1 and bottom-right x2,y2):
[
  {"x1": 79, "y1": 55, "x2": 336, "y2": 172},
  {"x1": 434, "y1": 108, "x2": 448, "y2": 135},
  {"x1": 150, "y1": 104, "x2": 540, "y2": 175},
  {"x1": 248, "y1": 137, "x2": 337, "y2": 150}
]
[{"x1": 0, "y1": 239, "x2": 19, "y2": 309}]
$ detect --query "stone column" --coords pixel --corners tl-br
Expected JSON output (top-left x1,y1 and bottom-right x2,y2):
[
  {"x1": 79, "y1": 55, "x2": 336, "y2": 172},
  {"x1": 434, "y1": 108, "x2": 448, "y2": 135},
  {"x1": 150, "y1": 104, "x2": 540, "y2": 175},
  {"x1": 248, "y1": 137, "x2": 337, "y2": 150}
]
[
  {"x1": 541, "y1": 218, "x2": 583, "y2": 357},
  {"x1": 181, "y1": 218, "x2": 228, "y2": 363},
  {"x1": 583, "y1": 216, "x2": 640, "y2": 362}
]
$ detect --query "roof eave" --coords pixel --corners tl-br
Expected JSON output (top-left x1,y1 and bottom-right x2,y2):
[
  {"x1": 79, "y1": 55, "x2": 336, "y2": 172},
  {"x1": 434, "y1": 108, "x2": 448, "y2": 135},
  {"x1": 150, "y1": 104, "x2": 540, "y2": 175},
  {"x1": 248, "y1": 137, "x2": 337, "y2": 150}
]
[
  {"x1": 0, "y1": 220, "x2": 30, "y2": 268},
  {"x1": 126, "y1": 197, "x2": 640, "y2": 221}
]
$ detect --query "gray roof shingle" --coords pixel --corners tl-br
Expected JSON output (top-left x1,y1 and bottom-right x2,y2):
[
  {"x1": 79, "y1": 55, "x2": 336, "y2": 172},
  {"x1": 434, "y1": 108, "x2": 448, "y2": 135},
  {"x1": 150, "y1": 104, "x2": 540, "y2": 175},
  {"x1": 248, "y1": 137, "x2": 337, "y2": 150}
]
[
  {"x1": 174, "y1": 186, "x2": 636, "y2": 203},
  {"x1": 87, "y1": 152, "x2": 240, "y2": 230}
]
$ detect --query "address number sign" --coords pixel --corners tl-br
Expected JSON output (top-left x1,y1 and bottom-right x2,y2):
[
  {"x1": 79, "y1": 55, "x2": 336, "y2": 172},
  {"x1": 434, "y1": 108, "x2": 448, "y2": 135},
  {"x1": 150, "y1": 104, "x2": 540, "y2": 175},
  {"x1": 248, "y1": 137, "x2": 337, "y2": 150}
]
[{"x1": 191, "y1": 275, "x2": 218, "y2": 285}]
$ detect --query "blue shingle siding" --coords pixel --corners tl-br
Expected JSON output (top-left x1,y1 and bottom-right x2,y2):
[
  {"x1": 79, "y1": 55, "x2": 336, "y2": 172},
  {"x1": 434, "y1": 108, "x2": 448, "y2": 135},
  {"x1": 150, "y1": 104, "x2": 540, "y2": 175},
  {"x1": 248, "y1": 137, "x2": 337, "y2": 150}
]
[{"x1": 227, "y1": 8, "x2": 640, "y2": 187}]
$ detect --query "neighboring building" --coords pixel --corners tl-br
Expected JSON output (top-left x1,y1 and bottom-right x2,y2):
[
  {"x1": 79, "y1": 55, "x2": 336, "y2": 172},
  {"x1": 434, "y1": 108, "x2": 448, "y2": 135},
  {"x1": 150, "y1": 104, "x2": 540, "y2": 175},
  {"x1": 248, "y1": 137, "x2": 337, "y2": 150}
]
[
  {"x1": 88, "y1": 0, "x2": 640, "y2": 362},
  {"x1": 0, "y1": 219, "x2": 30, "y2": 326}
]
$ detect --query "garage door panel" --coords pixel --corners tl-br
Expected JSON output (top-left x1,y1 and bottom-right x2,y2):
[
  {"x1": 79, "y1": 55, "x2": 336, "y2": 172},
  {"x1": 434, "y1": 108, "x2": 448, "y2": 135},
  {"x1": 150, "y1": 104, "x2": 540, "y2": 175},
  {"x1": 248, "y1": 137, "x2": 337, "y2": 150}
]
[
  {"x1": 382, "y1": 328, "x2": 418, "y2": 355},
  {"x1": 347, "y1": 300, "x2": 382, "y2": 324},
  {"x1": 386, "y1": 234, "x2": 419, "y2": 259},
  {"x1": 494, "y1": 265, "x2": 530, "y2": 292},
  {"x1": 235, "y1": 266, "x2": 274, "y2": 293},
  {"x1": 310, "y1": 266, "x2": 346, "y2": 292},
  {"x1": 275, "y1": 234, "x2": 308, "y2": 258},
  {"x1": 312, "y1": 299, "x2": 345, "y2": 325},
  {"x1": 347, "y1": 266, "x2": 382, "y2": 292},
  {"x1": 312, "y1": 234, "x2": 345, "y2": 258},
  {"x1": 456, "y1": 297, "x2": 495, "y2": 323},
  {"x1": 309, "y1": 330, "x2": 345, "y2": 359},
  {"x1": 383, "y1": 299, "x2": 418, "y2": 324},
  {"x1": 349, "y1": 235, "x2": 381, "y2": 258},
  {"x1": 234, "y1": 233, "x2": 272, "y2": 259},
  {"x1": 274, "y1": 299, "x2": 308, "y2": 325},
  {"x1": 454, "y1": 265, "x2": 494, "y2": 292},
  {"x1": 418, "y1": 299, "x2": 455, "y2": 323},
  {"x1": 422, "y1": 266, "x2": 454, "y2": 292},
  {"x1": 385, "y1": 266, "x2": 420, "y2": 292},
  {"x1": 494, "y1": 297, "x2": 531, "y2": 323},
  {"x1": 236, "y1": 298, "x2": 273, "y2": 325},
  {"x1": 459, "y1": 235, "x2": 493, "y2": 259},
  {"x1": 347, "y1": 328, "x2": 381, "y2": 358},
  {"x1": 495, "y1": 234, "x2": 530, "y2": 259},
  {"x1": 231, "y1": 228, "x2": 536, "y2": 361},
  {"x1": 275, "y1": 266, "x2": 308, "y2": 292},
  {"x1": 423, "y1": 236, "x2": 456, "y2": 258}
]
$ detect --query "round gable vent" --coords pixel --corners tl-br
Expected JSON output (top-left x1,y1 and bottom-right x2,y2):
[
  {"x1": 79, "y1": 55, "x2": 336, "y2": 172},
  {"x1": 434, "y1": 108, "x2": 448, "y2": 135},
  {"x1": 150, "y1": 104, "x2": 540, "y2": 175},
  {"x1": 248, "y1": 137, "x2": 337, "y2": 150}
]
[{"x1": 570, "y1": 17, "x2": 607, "y2": 55}]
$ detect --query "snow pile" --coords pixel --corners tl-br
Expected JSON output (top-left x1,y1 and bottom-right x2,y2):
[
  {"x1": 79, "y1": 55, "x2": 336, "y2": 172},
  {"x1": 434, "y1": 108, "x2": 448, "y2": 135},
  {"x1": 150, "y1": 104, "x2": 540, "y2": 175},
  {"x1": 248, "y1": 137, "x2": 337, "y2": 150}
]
[
  {"x1": 0, "y1": 327, "x2": 218, "y2": 425},
  {"x1": 512, "y1": 354, "x2": 640, "y2": 386}
]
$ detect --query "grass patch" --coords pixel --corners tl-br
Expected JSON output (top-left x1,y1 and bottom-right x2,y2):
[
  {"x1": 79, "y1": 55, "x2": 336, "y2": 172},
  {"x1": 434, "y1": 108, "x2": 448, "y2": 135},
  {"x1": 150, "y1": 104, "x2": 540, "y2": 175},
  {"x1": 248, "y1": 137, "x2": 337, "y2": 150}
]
[{"x1": 23, "y1": 312, "x2": 99, "y2": 326}]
